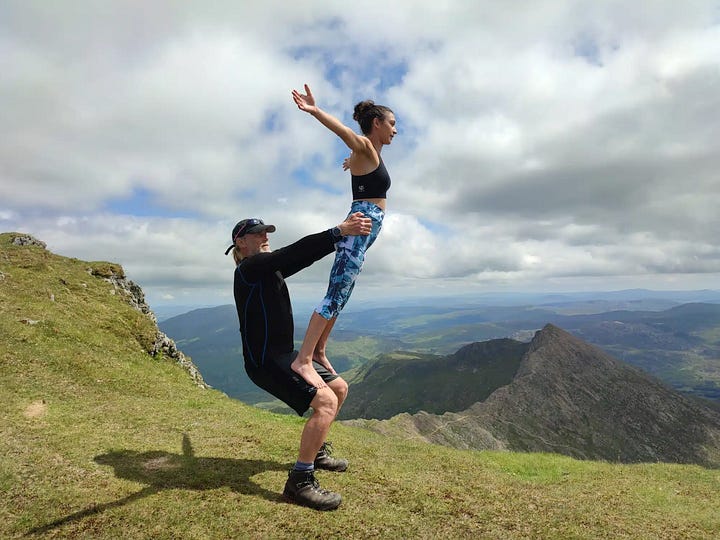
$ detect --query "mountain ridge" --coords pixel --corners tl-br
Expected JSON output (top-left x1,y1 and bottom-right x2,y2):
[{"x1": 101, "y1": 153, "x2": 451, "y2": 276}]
[
  {"x1": 160, "y1": 299, "x2": 720, "y2": 403},
  {"x1": 347, "y1": 324, "x2": 720, "y2": 467},
  {"x1": 339, "y1": 338, "x2": 529, "y2": 420}
]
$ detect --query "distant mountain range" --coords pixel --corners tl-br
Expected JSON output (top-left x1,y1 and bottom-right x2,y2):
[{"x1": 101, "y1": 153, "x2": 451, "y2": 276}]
[
  {"x1": 158, "y1": 297, "x2": 720, "y2": 465},
  {"x1": 345, "y1": 325, "x2": 720, "y2": 467},
  {"x1": 159, "y1": 300, "x2": 720, "y2": 404},
  {"x1": 339, "y1": 339, "x2": 529, "y2": 420}
]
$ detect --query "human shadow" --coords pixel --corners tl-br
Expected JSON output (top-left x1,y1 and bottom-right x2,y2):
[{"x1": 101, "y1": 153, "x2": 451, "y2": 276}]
[{"x1": 26, "y1": 434, "x2": 289, "y2": 536}]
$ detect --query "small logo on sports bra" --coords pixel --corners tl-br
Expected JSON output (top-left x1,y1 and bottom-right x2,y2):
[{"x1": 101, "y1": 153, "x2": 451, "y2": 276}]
[{"x1": 358, "y1": 185, "x2": 365, "y2": 192}]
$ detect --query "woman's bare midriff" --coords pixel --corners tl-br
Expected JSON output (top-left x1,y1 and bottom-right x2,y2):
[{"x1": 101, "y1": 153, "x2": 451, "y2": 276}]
[{"x1": 354, "y1": 197, "x2": 386, "y2": 211}]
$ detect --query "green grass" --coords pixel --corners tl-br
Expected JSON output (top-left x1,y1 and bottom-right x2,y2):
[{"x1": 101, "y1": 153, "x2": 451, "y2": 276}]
[{"x1": 2, "y1": 233, "x2": 720, "y2": 539}]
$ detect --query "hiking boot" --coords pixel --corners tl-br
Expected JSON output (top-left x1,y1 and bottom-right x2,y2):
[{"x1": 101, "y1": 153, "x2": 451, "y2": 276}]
[
  {"x1": 282, "y1": 469, "x2": 342, "y2": 511},
  {"x1": 314, "y1": 441, "x2": 348, "y2": 472}
]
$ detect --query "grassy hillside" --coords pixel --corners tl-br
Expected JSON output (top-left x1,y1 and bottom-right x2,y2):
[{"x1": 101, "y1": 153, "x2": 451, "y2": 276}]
[{"x1": 2, "y1": 233, "x2": 720, "y2": 539}]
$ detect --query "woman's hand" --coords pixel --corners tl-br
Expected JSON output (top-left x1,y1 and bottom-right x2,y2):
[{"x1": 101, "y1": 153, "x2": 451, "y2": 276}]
[
  {"x1": 291, "y1": 84, "x2": 318, "y2": 114},
  {"x1": 292, "y1": 82, "x2": 369, "y2": 154},
  {"x1": 342, "y1": 156, "x2": 351, "y2": 171}
]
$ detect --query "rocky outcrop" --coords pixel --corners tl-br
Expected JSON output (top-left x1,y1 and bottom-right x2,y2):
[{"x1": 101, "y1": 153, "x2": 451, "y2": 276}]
[
  {"x1": 151, "y1": 331, "x2": 207, "y2": 389},
  {"x1": 4, "y1": 232, "x2": 207, "y2": 390},
  {"x1": 10, "y1": 234, "x2": 47, "y2": 249},
  {"x1": 88, "y1": 264, "x2": 208, "y2": 389}
]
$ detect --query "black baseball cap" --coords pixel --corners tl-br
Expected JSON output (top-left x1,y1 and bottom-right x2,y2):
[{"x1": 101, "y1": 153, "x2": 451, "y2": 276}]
[{"x1": 224, "y1": 218, "x2": 276, "y2": 255}]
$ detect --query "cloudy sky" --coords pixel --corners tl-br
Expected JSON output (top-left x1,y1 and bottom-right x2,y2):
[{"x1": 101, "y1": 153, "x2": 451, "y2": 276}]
[{"x1": 2, "y1": 1, "x2": 719, "y2": 312}]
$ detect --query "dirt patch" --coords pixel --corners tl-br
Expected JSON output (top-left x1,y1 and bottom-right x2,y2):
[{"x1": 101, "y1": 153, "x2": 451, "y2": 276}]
[
  {"x1": 142, "y1": 455, "x2": 182, "y2": 471},
  {"x1": 24, "y1": 400, "x2": 48, "y2": 418}
]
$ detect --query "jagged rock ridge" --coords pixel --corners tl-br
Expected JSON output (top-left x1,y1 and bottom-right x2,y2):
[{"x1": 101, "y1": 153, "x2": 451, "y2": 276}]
[
  {"x1": 87, "y1": 262, "x2": 207, "y2": 388},
  {"x1": 347, "y1": 324, "x2": 720, "y2": 467}
]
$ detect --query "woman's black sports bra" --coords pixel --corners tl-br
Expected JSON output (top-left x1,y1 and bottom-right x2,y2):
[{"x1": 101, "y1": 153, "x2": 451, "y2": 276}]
[{"x1": 351, "y1": 158, "x2": 391, "y2": 199}]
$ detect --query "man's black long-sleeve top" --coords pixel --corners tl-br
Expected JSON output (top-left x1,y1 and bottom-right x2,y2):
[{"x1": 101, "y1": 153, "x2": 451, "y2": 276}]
[{"x1": 233, "y1": 230, "x2": 336, "y2": 368}]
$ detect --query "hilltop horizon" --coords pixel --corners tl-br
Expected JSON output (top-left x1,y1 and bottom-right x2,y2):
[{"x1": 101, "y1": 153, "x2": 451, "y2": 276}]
[{"x1": 152, "y1": 286, "x2": 720, "y2": 321}]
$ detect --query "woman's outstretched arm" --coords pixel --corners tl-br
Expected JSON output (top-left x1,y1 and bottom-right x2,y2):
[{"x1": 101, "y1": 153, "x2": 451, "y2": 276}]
[{"x1": 292, "y1": 84, "x2": 373, "y2": 156}]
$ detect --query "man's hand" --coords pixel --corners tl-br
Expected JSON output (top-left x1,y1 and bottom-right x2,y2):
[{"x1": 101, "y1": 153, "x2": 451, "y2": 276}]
[{"x1": 339, "y1": 212, "x2": 372, "y2": 236}]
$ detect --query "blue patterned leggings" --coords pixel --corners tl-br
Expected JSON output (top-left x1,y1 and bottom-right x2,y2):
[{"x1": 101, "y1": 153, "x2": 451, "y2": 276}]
[{"x1": 316, "y1": 200, "x2": 384, "y2": 319}]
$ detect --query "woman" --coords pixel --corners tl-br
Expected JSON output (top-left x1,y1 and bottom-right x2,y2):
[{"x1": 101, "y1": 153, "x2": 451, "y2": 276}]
[{"x1": 291, "y1": 83, "x2": 396, "y2": 389}]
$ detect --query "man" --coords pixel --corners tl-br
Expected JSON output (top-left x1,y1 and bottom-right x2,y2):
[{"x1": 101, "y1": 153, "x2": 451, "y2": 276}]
[{"x1": 225, "y1": 212, "x2": 372, "y2": 511}]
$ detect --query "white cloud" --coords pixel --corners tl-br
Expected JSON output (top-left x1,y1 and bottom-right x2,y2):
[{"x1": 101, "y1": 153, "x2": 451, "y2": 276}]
[{"x1": 1, "y1": 0, "x2": 719, "y2": 309}]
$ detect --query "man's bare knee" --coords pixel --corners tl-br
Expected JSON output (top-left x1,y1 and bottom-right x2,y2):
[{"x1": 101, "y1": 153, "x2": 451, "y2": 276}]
[
  {"x1": 310, "y1": 387, "x2": 338, "y2": 416},
  {"x1": 328, "y1": 377, "x2": 348, "y2": 402}
]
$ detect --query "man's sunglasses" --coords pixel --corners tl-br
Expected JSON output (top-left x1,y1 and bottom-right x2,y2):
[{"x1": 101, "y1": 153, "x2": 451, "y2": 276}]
[{"x1": 233, "y1": 218, "x2": 264, "y2": 241}]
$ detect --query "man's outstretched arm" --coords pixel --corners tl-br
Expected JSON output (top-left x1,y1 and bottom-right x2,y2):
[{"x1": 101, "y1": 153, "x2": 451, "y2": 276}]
[
  {"x1": 242, "y1": 213, "x2": 372, "y2": 280},
  {"x1": 278, "y1": 212, "x2": 372, "y2": 278}
]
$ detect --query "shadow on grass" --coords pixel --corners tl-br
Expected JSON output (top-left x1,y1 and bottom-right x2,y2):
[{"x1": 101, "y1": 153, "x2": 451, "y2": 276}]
[{"x1": 26, "y1": 434, "x2": 289, "y2": 536}]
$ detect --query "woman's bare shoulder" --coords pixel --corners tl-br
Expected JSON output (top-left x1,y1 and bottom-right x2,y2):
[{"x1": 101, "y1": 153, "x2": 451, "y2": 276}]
[{"x1": 350, "y1": 143, "x2": 380, "y2": 175}]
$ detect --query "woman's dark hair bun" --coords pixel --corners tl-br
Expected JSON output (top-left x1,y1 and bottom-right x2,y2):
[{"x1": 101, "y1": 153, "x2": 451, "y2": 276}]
[
  {"x1": 353, "y1": 100, "x2": 375, "y2": 122},
  {"x1": 353, "y1": 99, "x2": 392, "y2": 135}
]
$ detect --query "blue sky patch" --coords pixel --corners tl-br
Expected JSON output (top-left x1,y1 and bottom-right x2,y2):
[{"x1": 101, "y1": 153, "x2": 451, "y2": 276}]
[
  {"x1": 289, "y1": 38, "x2": 408, "y2": 98},
  {"x1": 419, "y1": 217, "x2": 451, "y2": 235},
  {"x1": 572, "y1": 33, "x2": 603, "y2": 66},
  {"x1": 104, "y1": 186, "x2": 200, "y2": 218},
  {"x1": 292, "y1": 155, "x2": 344, "y2": 195},
  {"x1": 262, "y1": 108, "x2": 284, "y2": 132}
]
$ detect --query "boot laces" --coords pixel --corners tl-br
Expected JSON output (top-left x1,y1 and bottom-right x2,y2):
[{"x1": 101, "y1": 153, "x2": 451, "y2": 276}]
[{"x1": 298, "y1": 473, "x2": 333, "y2": 495}]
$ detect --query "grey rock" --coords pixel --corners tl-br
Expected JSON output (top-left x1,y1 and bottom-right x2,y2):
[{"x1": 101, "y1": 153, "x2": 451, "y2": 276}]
[{"x1": 11, "y1": 234, "x2": 46, "y2": 248}]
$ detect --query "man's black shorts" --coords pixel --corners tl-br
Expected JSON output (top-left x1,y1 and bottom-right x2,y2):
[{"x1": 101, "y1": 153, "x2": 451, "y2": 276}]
[{"x1": 244, "y1": 351, "x2": 339, "y2": 416}]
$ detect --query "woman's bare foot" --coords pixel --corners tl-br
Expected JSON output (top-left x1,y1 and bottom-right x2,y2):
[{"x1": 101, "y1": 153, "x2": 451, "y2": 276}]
[
  {"x1": 291, "y1": 357, "x2": 327, "y2": 388},
  {"x1": 313, "y1": 351, "x2": 337, "y2": 375}
]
